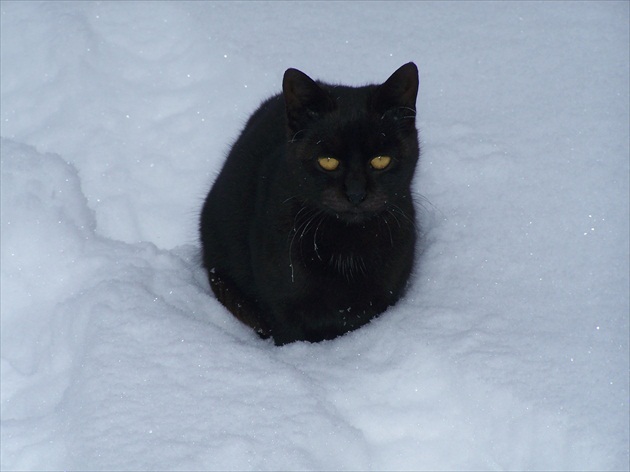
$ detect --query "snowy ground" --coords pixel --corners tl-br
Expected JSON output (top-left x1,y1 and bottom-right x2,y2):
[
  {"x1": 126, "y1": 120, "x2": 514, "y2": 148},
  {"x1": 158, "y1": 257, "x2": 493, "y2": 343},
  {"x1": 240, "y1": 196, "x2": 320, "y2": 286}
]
[{"x1": 1, "y1": 1, "x2": 628, "y2": 470}]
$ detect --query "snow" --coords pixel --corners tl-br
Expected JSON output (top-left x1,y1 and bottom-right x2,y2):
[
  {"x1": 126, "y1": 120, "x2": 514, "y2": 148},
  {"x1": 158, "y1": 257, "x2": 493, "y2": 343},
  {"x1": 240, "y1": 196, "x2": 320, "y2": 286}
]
[{"x1": 1, "y1": 1, "x2": 628, "y2": 470}]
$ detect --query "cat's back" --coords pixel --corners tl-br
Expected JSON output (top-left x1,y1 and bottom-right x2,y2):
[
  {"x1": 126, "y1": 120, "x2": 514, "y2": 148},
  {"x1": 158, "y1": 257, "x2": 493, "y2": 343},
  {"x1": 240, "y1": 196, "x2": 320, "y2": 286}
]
[
  {"x1": 199, "y1": 93, "x2": 286, "y2": 288},
  {"x1": 201, "y1": 94, "x2": 285, "y2": 223},
  {"x1": 229, "y1": 93, "x2": 286, "y2": 169}
]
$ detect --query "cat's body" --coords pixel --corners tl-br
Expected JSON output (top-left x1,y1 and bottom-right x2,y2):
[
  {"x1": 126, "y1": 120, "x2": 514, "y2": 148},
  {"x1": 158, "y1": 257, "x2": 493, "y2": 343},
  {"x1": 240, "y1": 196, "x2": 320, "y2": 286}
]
[{"x1": 200, "y1": 63, "x2": 420, "y2": 345}]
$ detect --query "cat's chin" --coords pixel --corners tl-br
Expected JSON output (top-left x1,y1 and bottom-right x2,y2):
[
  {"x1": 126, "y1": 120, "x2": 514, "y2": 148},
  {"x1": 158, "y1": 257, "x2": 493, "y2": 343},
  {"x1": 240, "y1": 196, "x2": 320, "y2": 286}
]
[{"x1": 329, "y1": 209, "x2": 380, "y2": 225}]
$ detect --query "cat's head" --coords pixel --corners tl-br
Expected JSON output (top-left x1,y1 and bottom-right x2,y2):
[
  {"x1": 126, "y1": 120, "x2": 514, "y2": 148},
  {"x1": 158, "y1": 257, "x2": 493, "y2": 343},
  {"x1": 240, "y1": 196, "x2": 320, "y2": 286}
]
[{"x1": 282, "y1": 63, "x2": 419, "y2": 223}]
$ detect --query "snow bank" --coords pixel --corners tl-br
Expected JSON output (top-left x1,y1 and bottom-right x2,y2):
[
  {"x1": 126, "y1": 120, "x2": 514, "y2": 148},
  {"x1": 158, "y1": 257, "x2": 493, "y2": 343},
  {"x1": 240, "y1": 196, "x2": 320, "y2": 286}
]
[{"x1": 1, "y1": 1, "x2": 628, "y2": 470}]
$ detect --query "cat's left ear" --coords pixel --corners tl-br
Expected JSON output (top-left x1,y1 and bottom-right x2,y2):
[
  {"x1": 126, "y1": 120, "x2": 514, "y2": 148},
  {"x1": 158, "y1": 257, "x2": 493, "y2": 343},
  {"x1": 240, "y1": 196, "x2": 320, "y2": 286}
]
[
  {"x1": 371, "y1": 62, "x2": 419, "y2": 118},
  {"x1": 283, "y1": 68, "x2": 335, "y2": 132}
]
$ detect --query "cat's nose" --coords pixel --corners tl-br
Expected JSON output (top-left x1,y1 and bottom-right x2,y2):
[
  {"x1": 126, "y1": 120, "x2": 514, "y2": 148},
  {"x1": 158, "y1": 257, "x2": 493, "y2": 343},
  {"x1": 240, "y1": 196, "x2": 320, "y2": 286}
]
[
  {"x1": 345, "y1": 176, "x2": 366, "y2": 205},
  {"x1": 346, "y1": 191, "x2": 366, "y2": 205}
]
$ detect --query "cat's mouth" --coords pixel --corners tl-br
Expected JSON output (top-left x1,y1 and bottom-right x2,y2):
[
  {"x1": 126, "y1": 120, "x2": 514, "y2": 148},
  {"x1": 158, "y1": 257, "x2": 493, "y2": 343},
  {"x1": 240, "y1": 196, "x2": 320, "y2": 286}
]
[
  {"x1": 322, "y1": 190, "x2": 388, "y2": 224},
  {"x1": 327, "y1": 203, "x2": 386, "y2": 224},
  {"x1": 332, "y1": 210, "x2": 369, "y2": 224},
  {"x1": 321, "y1": 187, "x2": 387, "y2": 224}
]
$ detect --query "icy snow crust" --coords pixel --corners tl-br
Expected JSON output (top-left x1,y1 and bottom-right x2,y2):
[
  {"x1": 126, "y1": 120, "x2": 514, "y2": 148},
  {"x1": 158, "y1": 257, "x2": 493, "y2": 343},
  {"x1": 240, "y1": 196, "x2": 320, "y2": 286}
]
[{"x1": 1, "y1": 1, "x2": 628, "y2": 470}]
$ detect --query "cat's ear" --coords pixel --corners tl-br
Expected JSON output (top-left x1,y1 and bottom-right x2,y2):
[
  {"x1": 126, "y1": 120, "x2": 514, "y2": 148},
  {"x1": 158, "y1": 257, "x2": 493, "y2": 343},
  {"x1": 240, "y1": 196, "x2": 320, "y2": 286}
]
[
  {"x1": 283, "y1": 68, "x2": 335, "y2": 132},
  {"x1": 371, "y1": 62, "x2": 419, "y2": 119}
]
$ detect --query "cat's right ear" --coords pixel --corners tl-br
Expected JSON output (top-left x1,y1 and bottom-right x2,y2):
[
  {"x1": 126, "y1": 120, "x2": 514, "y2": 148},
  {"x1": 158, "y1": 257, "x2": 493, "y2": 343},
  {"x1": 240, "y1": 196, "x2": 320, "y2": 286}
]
[{"x1": 283, "y1": 68, "x2": 334, "y2": 133}]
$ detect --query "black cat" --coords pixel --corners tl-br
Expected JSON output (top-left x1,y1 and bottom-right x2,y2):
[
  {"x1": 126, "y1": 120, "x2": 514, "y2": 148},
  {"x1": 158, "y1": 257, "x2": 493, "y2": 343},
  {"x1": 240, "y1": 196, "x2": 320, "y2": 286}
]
[{"x1": 200, "y1": 63, "x2": 420, "y2": 345}]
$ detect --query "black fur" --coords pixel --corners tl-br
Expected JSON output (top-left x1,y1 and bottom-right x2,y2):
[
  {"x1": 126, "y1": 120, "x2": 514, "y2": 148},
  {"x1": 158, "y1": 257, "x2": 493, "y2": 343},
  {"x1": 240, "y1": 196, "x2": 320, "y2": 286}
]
[{"x1": 200, "y1": 63, "x2": 420, "y2": 345}]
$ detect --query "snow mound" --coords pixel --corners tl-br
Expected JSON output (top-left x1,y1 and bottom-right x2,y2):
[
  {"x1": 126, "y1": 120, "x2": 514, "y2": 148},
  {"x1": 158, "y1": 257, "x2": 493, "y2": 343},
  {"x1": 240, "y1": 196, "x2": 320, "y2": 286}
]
[{"x1": 0, "y1": 138, "x2": 622, "y2": 470}]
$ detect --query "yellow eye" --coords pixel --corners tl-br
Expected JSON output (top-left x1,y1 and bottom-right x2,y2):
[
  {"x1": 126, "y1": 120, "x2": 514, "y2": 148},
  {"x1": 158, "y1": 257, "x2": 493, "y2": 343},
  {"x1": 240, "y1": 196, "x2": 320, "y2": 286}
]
[
  {"x1": 317, "y1": 157, "x2": 340, "y2": 171},
  {"x1": 370, "y1": 156, "x2": 391, "y2": 170}
]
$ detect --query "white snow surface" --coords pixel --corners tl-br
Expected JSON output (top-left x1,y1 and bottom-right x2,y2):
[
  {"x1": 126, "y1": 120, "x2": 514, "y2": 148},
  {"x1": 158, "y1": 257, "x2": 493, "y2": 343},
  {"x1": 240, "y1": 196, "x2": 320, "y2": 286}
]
[{"x1": 1, "y1": 1, "x2": 628, "y2": 470}]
